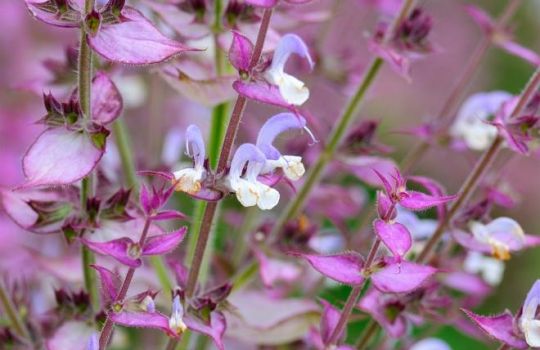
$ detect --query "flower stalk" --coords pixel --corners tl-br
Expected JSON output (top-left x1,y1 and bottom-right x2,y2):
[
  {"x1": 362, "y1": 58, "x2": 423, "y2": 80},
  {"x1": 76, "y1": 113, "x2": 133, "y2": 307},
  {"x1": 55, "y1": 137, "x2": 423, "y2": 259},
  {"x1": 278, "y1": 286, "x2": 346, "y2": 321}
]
[{"x1": 184, "y1": 8, "x2": 274, "y2": 298}]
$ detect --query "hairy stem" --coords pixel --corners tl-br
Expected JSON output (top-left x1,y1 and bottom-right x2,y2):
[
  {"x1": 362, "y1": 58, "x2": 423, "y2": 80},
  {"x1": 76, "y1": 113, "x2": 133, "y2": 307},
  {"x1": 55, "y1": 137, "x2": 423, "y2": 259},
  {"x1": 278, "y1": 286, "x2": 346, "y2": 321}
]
[
  {"x1": 0, "y1": 279, "x2": 32, "y2": 344},
  {"x1": 99, "y1": 218, "x2": 152, "y2": 349},
  {"x1": 184, "y1": 9, "x2": 274, "y2": 298},
  {"x1": 78, "y1": 0, "x2": 99, "y2": 314}
]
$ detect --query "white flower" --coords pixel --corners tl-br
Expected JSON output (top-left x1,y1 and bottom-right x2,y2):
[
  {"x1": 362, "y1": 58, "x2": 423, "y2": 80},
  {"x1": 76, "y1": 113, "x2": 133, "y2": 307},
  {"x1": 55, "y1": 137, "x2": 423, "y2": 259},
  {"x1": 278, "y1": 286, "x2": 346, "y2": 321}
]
[
  {"x1": 263, "y1": 155, "x2": 306, "y2": 181},
  {"x1": 470, "y1": 217, "x2": 525, "y2": 260},
  {"x1": 169, "y1": 295, "x2": 187, "y2": 335},
  {"x1": 450, "y1": 91, "x2": 513, "y2": 151},
  {"x1": 173, "y1": 125, "x2": 206, "y2": 195},
  {"x1": 463, "y1": 251, "x2": 505, "y2": 286},
  {"x1": 520, "y1": 281, "x2": 540, "y2": 347},
  {"x1": 226, "y1": 144, "x2": 280, "y2": 210},
  {"x1": 265, "y1": 34, "x2": 314, "y2": 105}
]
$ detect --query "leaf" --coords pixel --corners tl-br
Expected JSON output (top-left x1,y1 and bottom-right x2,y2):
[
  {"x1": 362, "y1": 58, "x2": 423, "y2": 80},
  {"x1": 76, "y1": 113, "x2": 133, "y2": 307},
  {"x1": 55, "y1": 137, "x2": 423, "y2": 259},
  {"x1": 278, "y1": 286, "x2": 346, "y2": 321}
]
[
  {"x1": 22, "y1": 128, "x2": 103, "y2": 187},
  {"x1": 373, "y1": 219, "x2": 412, "y2": 258},
  {"x1": 88, "y1": 7, "x2": 200, "y2": 65},
  {"x1": 292, "y1": 252, "x2": 365, "y2": 286},
  {"x1": 142, "y1": 227, "x2": 187, "y2": 256},
  {"x1": 91, "y1": 72, "x2": 123, "y2": 124},
  {"x1": 371, "y1": 259, "x2": 436, "y2": 293}
]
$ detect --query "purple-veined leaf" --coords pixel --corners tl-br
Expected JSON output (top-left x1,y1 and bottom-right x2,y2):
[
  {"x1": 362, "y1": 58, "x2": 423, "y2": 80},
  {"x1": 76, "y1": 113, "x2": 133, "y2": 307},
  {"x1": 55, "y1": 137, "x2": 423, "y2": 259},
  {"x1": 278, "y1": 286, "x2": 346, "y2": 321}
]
[
  {"x1": 91, "y1": 72, "x2": 123, "y2": 124},
  {"x1": 142, "y1": 227, "x2": 187, "y2": 256},
  {"x1": 91, "y1": 264, "x2": 120, "y2": 301},
  {"x1": 461, "y1": 309, "x2": 528, "y2": 349},
  {"x1": 292, "y1": 252, "x2": 365, "y2": 285},
  {"x1": 81, "y1": 237, "x2": 141, "y2": 267},
  {"x1": 25, "y1": 0, "x2": 82, "y2": 28},
  {"x1": 22, "y1": 128, "x2": 104, "y2": 187},
  {"x1": 88, "y1": 7, "x2": 200, "y2": 65},
  {"x1": 400, "y1": 191, "x2": 456, "y2": 211},
  {"x1": 373, "y1": 219, "x2": 412, "y2": 258},
  {"x1": 110, "y1": 311, "x2": 176, "y2": 337},
  {"x1": 320, "y1": 300, "x2": 344, "y2": 345},
  {"x1": 229, "y1": 31, "x2": 254, "y2": 71},
  {"x1": 371, "y1": 259, "x2": 436, "y2": 293},
  {"x1": 233, "y1": 80, "x2": 294, "y2": 110},
  {"x1": 185, "y1": 312, "x2": 226, "y2": 350}
]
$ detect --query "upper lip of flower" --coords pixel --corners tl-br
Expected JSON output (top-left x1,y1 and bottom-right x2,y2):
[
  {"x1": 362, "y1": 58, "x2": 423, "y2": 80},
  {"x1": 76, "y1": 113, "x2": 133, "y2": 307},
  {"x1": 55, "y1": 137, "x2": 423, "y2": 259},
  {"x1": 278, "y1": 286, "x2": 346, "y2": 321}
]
[
  {"x1": 173, "y1": 124, "x2": 206, "y2": 194},
  {"x1": 264, "y1": 34, "x2": 314, "y2": 106}
]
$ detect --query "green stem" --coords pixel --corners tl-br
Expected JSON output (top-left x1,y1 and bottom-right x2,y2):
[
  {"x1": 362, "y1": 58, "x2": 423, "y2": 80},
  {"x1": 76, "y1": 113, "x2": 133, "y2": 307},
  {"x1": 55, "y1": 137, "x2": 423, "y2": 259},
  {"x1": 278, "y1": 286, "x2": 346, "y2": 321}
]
[
  {"x1": 78, "y1": 0, "x2": 99, "y2": 314},
  {"x1": 0, "y1": 279, "x2": 31, "y2": 344},
  {"x1": 112, "y1": 119, "x2": 138, "y2": 190},
  {"x1": 149, "y1": 256, "x2": 174, "y2": 292},
  {"x1": 269, "y1": 57, "x2": 384, "y2": 240}
]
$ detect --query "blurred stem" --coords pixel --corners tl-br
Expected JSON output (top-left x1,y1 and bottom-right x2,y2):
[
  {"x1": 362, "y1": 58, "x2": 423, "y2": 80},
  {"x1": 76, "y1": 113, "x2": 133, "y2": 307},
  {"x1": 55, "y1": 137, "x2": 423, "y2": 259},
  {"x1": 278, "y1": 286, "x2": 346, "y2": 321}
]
[
  {"x1": 401, "y1": 0, "x2": 522, "y2": 172},
  {"x1": 232, "y1": 206, "x2": 258, "y2": 267},
  {"x1": 113, "y1": 118, "x2": 138, "y2": 190},
  {"x1": 177, "y1": 330, "x2": 192, "y2": 350},
  {"x1": 0, "y1": 279, "x2": 31, "y2": 344},
  {"x1": 267, "y1": 0, "x2": 418, "y2": 241},
  {"x1": 355, "y1": 320, "x2": 378, "y2": 349},
  {"x1": 78, "y1": 0, "x2": 99, "y2": 314},
  {"x1": 496, "y1": 344, "x2": 509, "y2": 350},
  {"x1": 268, "y1": 57, "x2": 384, "y2": 241},
  {"x1": 185, "y1": 9, "x2": 274, "y2": 298},
  {"x1": 99, "y1": 218, "x2": 152, "y2": 350},
  {"x1": 149, "y1": 256, "x2": 174, "y2": 292},
  {"x1": 231, "y1": 260, "x2": 259, "y2": 292}
]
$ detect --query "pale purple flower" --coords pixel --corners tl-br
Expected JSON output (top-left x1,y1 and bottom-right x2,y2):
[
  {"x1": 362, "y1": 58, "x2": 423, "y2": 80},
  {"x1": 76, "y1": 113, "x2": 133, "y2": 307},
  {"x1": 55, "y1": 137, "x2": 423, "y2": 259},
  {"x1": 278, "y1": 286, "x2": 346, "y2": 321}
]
[
  {"x1": 410, "y1": 338, "x2": 451, "y2": 350},
  {"x1": 173, "y1": 124, "x2": 207, "y2": 195},
  {"x1": 226, "y1": 143, "x2": 280, "y2": 210},
  {"x1": 520, "y1": 280, "x2": 540, "y2": 347},
  {"x1": 452, "y1": 217, "x2": 539, "y2": 260},
  {"x1": 265, "y1": 34, "x2": 314, "y2": 105},
  {"x1": 233, "y1": 33, "x2": 314, "y2": 108},
  {"x1": 463, "y1": 251, "x2": 505, "y2": 286},
  {"x1": 256, "y1": 112, "x2": 314, "y2": 181},
  {"x1": 450, "y1": 91, "x2": 514, "y2": 151}
]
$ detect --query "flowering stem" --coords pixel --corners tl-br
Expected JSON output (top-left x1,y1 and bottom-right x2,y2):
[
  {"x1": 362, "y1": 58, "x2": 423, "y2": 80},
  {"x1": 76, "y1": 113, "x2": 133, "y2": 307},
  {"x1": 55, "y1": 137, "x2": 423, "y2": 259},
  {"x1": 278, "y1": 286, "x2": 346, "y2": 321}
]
[
  {"x1": 269, "y1": 0, "x2": 417, "y2": 241},
  {"x1": 418, "y1": 66, "x2": 540, "y2": 263},
  {"x1": 99, "y1": 217, "x2": 152, "y2": 350},
  {"x1": 184, "y1": 8, "x2": 274, "y2": 298},
  {"x1": 401, "y1": 0, "x2": 522, "y2": 172},
  {"x1": 78, "y1": 0, "x2": 100, "y2": 314},
  {"x1": 356, "y1": 66, "x2": 540, "y2": 349},
  {"x1": 0, "y1": 279, "x2": 32, "y2": 344},
  {"x1": 325, "y1": 239, "x2": 381, "y2": 348}
]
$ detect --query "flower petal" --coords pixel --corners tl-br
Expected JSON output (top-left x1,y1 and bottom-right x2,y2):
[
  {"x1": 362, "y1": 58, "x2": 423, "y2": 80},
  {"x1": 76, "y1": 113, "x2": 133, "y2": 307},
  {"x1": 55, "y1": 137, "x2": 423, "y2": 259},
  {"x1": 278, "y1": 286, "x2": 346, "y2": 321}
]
[
  {"x1": 256, "y1": 112, "x2": 307, "y2": 160},
  {"x1": 292, "y1": 252, "x2": 365, "y2": 285},
  {"x1": 81, "y1": 237, "x2": 141, "y2": 267},
  {"x1": 22, "y1": 128, "x2": 104, "y2": 187},
  {"x1": 462, "y1": 309, "x2": 528, "y2": 349},
  {"x1": 373, "y1": 219, "x2": 412, "y2": 258},
  {"x1": 371, "y1": 259, "x2": 436, "y2": 293},
  {"x1": 244, "y1": 0, "x2": 278, "y2": 8},
  {"x1": 142, "y1": 227, "x2": 187, "y2": 256},
  {"x1": 91, "y1": 72, "x2": 123, "y2": 125},
  {"x1": 88, "y1": 7, "x2": 199, "y2": 64}
]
